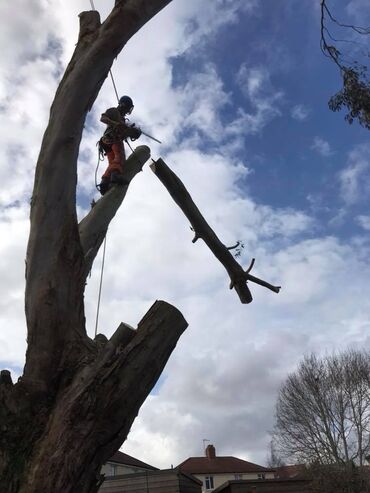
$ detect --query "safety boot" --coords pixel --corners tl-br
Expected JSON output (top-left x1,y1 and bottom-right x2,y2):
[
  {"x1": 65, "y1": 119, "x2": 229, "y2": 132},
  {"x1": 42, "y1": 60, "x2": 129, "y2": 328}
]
[
  {"x1": 98, "y1": 177, "x2": 110, "y2": 195},
  {"x1": 110, "y1": 171, "x2": 129, "y2": 186}
]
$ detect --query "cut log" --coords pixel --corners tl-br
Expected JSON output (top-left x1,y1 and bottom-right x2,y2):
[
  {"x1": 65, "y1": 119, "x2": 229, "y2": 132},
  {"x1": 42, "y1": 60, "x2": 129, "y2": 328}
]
[{"x1": 150, "y1": 158, "x2": 281, "y2": 303}]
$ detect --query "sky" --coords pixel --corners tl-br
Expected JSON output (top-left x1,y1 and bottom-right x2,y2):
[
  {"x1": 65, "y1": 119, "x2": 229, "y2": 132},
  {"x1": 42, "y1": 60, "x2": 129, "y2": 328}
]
[{"x1": 1, "y1": 0, "x2": 370, "y2": 470}]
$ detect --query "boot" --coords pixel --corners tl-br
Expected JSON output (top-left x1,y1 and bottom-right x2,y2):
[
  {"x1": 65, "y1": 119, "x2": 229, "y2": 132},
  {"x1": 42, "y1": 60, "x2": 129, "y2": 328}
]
[
  {"x1": 98, "y1": 177, "x2": 110, "y2": 196},
  {"x1": 110, "y1": 171, "x2": 129, "y2": 186}
]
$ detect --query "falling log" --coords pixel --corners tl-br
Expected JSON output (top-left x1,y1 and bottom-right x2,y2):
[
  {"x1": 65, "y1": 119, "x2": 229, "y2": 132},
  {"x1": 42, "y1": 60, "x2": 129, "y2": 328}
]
[{"x1": 150, "y1": 158, "x2": 281, "y2": 304}]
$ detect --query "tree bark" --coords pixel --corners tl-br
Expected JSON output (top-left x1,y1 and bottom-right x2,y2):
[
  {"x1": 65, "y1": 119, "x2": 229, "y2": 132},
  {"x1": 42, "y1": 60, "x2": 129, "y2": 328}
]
[{"x1": 0, "y1": 2, "x2": 189, "y2": 492}]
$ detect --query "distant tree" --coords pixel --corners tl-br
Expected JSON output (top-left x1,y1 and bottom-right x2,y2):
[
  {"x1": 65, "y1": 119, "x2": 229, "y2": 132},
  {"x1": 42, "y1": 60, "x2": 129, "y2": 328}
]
[
  {"x1": 273, "y1": 350, "x2": 370, "y2": 466},
  {"x1": 266, "y1": 439, "x2": 285, "y2": 468},
  {"x1": 308, "y1": 461, "x2": 370, "y2": 493},
  {"x1": 320, "y1": 0, "x2": 370, "y2": 129}
]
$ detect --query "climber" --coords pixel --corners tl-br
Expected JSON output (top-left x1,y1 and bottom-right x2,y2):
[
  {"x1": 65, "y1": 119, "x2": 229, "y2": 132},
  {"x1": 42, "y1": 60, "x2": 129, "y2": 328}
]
[{"x1": 98, "y1": 95, "x2": 142, "y2": 195}]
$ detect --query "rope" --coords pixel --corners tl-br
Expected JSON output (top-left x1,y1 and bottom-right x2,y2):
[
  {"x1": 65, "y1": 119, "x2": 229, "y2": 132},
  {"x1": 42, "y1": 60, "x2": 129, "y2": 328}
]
[
  {"x1": 88, "y1": 0, "x2": 158, "y2": 335},
  {"x1": 125, "y1": 139, "x2": 135, "y2": 155},
  {"x1": 88, "y1": 0, "x2": 119, "y2": 336},
  {"x1": 95, "y1": 145, "x2": 104, "y2": 191},
  {"x1": 109, "y1": 69, "x2": 120, "y2": 103},
  {"x1": 89, "y1": 0, "x2": 120, "y2": 103},
  {"x1": 94, "y1": 235, "x2": 107, "y2": 337}
]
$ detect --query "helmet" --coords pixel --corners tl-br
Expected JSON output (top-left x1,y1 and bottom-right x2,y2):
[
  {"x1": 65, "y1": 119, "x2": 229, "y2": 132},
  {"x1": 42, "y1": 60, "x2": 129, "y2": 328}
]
[{"x1": 118, "y1": 95, "x2": 134, "y2": 114}]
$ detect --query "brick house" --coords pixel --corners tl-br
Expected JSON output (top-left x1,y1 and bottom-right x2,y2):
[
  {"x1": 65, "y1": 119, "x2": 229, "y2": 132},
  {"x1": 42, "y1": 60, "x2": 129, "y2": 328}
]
[{"x1": 177, "y1": 444, "x2": 275, "y2": 492}]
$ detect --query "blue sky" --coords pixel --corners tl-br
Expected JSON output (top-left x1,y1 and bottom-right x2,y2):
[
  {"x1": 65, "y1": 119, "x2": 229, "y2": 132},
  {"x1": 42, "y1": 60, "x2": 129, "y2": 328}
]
[
  {"x1": 170, "y1": 0, "x2": 368, "y2": 219},
  {"x1": 1, "y1": 0, "x2": 370, "y2": 470}
]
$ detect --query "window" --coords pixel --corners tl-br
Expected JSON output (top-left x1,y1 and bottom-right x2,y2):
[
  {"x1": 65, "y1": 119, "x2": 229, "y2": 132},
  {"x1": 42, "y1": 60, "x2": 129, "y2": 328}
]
[
  {"x1": 257, "y1": 473, "x2": 265, "y2": 480},
  {"x1": 110, "y1": 464, "x2": 117, "y2": 476},
  {"x1": 234, "y1": 474, "x2": 243, "y2": 480},
  {"x1": 205, "y1": 476, "x2": 214, "y2": 490}
]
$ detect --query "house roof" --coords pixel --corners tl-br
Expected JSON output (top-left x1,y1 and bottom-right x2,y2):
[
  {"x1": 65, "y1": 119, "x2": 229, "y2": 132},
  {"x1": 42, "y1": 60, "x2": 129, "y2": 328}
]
[
  {"x1": 178, "y1": 456, "x2": 274, "y2": 475},
  {"x1": 108, "y1": 450, "x2": 158, "y2": 471},
  {"x1": 212, "y1": 478, "x2": 312, "y2": 493},
  {"x1": 104, "y1": 468, "x2": 203, "y2": 486},
  {"x1": 275, "y1": 464, "x2": 307, "y2": 479}
]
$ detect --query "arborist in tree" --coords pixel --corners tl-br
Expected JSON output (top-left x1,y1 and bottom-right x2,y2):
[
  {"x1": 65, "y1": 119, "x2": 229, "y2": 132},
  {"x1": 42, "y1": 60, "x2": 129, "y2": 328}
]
[{"x1": 98, "y1": 95, "x2": 142, "y2": 195}]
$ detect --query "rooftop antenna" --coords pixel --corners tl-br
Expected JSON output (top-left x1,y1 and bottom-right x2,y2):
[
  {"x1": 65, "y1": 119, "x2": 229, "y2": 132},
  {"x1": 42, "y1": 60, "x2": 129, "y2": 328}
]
[{"x1": 203, "y1": 438, "x2": 210, "y2": 454}]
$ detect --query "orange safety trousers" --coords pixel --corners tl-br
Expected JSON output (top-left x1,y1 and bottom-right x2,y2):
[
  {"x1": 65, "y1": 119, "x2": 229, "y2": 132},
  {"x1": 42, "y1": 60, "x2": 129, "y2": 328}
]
[{"x1": 102, "y1": 142, "x2": 126, "y2": 179}]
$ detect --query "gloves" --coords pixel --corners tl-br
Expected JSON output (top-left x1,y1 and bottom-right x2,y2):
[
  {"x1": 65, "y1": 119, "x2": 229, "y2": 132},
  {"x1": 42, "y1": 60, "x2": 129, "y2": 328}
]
[{"x1": 130, "y1": 126, "x2": 142, "y2": 140}]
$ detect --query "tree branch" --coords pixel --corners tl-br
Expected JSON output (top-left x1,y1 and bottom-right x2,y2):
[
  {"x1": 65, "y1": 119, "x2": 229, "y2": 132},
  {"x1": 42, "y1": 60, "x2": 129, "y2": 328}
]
[
  {"x1": 102, "y1": 0, "x2": 173, "y2": 50},
  {"x1": 150, "y1": 158, "x2": 281, "y2": 303},
  {"x1": 79, "y1": 145, "x2": 150, "y2": 277},
  {"x1": 227, "y1": 241, "x2": 241, "y2": 251}
]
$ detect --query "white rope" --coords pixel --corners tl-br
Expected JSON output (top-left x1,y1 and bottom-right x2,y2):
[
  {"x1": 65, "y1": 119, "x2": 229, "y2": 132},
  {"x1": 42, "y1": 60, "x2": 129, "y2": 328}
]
[
  {"x1": 89, "y1": 0, "x2": 120, "y2": 103},
  {"x1": 88, "y1": 0, "x2": 110, "y2": 336},
  {"x1": 94, "y1": 236, "x2": 107, "y2": 337},
  {"x1": 87, "y1": 0, "x2": 128, "y2": 335}
]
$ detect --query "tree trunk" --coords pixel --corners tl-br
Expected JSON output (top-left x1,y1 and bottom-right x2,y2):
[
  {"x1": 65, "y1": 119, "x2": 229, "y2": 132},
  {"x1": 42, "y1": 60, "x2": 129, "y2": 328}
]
[{"x1": 0, "y1": 2, "x2": 188, "y2": 492}]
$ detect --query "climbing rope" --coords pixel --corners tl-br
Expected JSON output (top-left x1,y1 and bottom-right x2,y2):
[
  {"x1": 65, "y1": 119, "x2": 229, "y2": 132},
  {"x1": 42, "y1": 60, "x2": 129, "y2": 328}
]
[
  {"x1": 109, "y1": 69, "x2": 120, "y2": 103},
  {"x1": 94, "y1": 235, "x2": 107, "y2": 337},
  {"x1": 89, "y1": 0, "x2": 115, "y2": 337},
  {"x1": 89, "y1": 0, "x2": 120, "y2": 103},
  {"x1": 88, "y1": 0, "x2": 152, "y2": 335}
]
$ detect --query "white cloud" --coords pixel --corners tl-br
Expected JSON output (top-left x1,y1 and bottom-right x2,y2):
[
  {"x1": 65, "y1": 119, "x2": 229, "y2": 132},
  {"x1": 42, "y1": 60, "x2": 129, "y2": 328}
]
[
  {"x1": 180, "y1": 65, "x2": 231, "y2": 142},
  {"x1": 339, "y1": 143, "x2": 370, "y2": 205},
  {"x1": 311, "y1": 136, "x2": 333, "y2": 157},
  {"x1": 0, "y1": 206, "x2": 29, "y2": 368},
  {"x1": 356, "y1": 215, "x2": 370, "y2": 231},
  {"x1": 291, "y1": 104, "x2": 310, "y2": 121},
  {"x1": 346, "y1": 0, "x2": 370, "y2": 24},
  {"x1": 224, "y1": 64, "x2": 284, "y2": 137}
]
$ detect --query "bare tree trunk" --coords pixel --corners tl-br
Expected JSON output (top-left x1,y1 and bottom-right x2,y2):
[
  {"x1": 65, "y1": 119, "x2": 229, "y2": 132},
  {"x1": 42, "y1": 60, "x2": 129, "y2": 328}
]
[{"x1": 0, "y1": 2, "x2": 188, "y2": 492}]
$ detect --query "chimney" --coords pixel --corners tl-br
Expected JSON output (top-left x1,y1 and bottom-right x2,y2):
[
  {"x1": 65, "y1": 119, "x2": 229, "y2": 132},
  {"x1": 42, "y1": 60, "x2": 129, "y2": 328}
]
[{"x1": 206, "y1": 444, "x2": 216, "y2": 459}]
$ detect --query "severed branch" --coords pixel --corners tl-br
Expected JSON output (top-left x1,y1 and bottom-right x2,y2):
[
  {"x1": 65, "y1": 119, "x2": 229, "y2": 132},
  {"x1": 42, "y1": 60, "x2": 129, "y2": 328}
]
[
  {"x1": 78, "y1": 145, "x2": 150, "y2": 277},
  {"x1": 150, "y1": 158, "x2": 280, "y2": 304}
]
